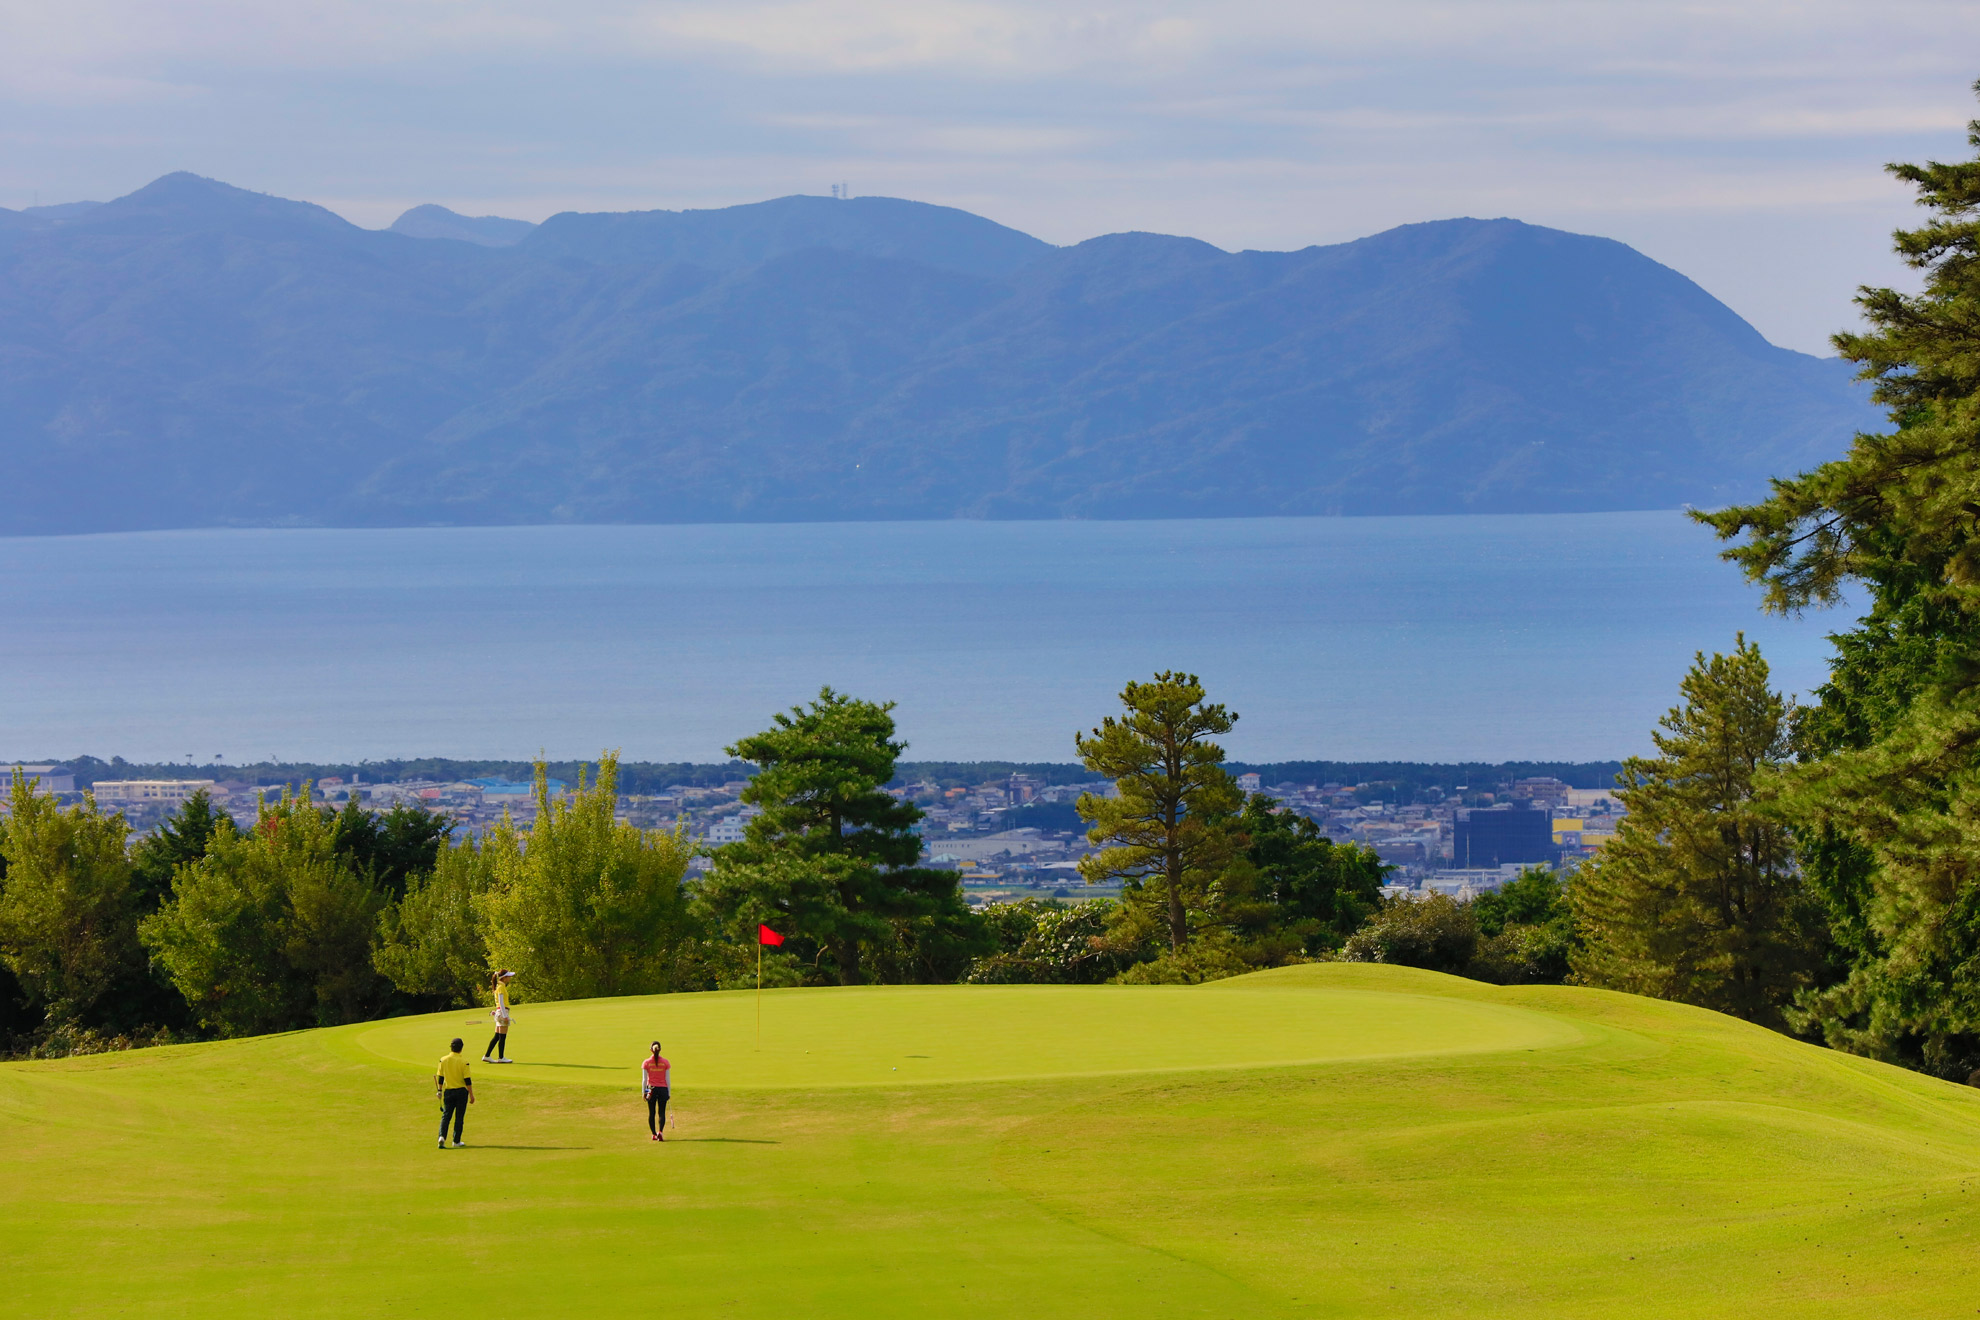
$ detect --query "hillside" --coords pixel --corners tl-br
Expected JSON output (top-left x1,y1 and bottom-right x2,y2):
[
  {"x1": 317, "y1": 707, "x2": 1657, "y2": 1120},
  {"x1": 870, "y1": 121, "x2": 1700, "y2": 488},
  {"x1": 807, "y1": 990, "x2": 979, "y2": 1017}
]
[
  {"x1": 0, "y1": 173, "x2": 1878, "y2": 534},
  {"x1": 2, "y1": 965, "x2": 1973, "y2": 1316}
]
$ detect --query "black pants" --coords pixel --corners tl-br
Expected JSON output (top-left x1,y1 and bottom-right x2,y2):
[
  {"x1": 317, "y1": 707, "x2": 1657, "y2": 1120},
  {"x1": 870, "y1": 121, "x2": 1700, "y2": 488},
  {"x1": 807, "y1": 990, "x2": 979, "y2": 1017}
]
[
  {"x1": 440, "y1": 1087, "x2": 469, "y2": 1143},
  {"x1": 647, "y1": 1087, "x2": 669, "y2": 1134}
]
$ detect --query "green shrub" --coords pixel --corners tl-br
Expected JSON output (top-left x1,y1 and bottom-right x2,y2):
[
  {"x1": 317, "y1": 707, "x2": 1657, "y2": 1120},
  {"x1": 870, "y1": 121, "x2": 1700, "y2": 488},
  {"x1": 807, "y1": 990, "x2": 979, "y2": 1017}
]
[
  {"x1": 1111, "y1": 932, "x2": 1253, "y2": 985},
  {"x1": 1340, "y1": 893, "x2": 1477, "y2": 974},
  {"x1": 966, "y1": 899, "x2": 1146, "y2": 984},
  {"x1": 1469, "y1": 922, "x2": 1574, "y2": 985}
]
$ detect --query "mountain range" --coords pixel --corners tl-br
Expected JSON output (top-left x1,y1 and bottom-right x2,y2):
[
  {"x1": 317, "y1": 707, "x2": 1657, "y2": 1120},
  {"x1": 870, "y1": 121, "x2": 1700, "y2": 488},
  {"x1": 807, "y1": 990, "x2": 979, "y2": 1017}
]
[{"x1": 0, "y1": 172, "x2": 1877, "y2": 535}]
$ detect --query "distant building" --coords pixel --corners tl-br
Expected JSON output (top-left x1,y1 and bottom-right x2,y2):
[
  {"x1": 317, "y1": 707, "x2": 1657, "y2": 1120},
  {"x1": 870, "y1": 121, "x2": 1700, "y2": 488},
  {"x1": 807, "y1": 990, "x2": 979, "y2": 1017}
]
[
  {"x1": 1421, "y1": 863, "x2": 1530, "y2": 896},
  {"x1": 1370, "y1": 837, "x2": 1429, "y2": 866},
  {"x1": 1452, "y1": 807, "x2": 1556, "y2": 868},
  {"x1": 5, "y1": 764, "x2": 75, "y2": 794},
  {"x1": 1237, "y1": 772, "x2": 1262, "y2": 793},
  {"x1": 468, "y1": 776, "x2": 565, "y2": 798},
  {"x1": 706, "y1": 805, "x2": 763, "y2": 844},
  {"x1": 1508, "y1": 777, "x2": 1570, "y2": 806},
  {"x1": 93, "y1": 780, "x2": 215, "y2": 805}
]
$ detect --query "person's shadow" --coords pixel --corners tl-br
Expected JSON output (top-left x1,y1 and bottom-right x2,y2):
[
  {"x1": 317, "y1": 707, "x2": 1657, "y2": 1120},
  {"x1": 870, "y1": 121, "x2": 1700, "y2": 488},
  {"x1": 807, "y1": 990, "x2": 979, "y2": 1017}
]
[{"x1": 511, "y1": 1062, "x2": 617, "y2": 1071}]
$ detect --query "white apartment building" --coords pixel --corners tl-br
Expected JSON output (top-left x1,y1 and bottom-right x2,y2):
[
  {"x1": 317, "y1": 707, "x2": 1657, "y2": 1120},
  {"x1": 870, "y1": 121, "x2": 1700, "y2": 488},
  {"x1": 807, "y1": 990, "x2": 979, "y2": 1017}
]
[
  {"x1": 92, "y1": 779, "x2": 216, "y2": 804},
  {"x1": 706, "y1": 805, "x2": 763, "y2": 844}
]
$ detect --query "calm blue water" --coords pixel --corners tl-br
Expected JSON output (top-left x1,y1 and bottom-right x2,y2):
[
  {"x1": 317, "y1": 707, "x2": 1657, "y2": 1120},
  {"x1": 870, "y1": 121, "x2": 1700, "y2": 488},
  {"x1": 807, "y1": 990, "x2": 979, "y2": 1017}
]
[{"x1": 0, "y1": 514, "x2": 1848, "y2": 764}]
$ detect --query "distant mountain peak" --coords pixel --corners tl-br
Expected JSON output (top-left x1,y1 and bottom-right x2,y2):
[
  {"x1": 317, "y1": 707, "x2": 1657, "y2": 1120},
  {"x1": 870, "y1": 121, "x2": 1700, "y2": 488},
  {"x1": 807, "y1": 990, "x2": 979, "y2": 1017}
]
[
  {"x1": 524, "y1": 192, "x2": 1055, "y2": 280},
  {"x1": 76, "y1": 172, "x2": 356, "y2": 236},
  {"x1": 389, "y1": 204, "x2": 535, "y2": 248}
]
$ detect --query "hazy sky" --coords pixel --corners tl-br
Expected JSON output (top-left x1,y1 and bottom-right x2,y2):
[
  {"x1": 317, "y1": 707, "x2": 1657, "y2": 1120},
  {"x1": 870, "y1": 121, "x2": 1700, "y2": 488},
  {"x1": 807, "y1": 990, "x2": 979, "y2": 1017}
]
[{"x1": 4, "y1": 0, "x2": 1975, "y2": 353}]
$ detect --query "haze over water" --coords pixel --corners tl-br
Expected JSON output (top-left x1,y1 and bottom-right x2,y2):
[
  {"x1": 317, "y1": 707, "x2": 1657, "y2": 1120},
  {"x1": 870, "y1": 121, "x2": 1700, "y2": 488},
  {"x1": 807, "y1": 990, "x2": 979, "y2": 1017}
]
[{"x1": 0, "y1": 513, "x2": 1845, "y2": 766}]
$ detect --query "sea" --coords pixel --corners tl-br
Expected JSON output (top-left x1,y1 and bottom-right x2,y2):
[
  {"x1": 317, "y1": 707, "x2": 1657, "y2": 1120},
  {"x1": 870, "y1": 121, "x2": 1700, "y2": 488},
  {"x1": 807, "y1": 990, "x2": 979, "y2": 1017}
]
[{"x1": 0, "y1": 513, "x2": 1853, "y2": 767}]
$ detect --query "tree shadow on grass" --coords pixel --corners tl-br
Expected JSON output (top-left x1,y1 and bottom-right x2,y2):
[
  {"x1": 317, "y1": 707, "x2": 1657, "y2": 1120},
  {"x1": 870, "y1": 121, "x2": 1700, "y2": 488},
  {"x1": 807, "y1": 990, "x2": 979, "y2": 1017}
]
[
  {"x1": 458, "y1": 1145, "x2": 592, "y2": 1151},
  {"x1": 665, "y1": 1138, "x2": 781, "y2": 1144}
]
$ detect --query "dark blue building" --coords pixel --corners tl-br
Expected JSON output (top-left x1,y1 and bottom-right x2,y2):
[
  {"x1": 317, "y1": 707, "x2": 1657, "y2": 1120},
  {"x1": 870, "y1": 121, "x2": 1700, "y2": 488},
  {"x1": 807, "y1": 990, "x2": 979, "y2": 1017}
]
[{"x1": 1452, "y1": 807, "x2": 1555, "y2": 868}]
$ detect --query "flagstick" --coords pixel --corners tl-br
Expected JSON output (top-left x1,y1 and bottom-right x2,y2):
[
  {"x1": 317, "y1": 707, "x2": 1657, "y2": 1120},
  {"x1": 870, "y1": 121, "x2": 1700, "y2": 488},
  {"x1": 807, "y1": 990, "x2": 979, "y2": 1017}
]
[{"x1": 756, "y1": 940, "x2": 763, "y2": 1051}]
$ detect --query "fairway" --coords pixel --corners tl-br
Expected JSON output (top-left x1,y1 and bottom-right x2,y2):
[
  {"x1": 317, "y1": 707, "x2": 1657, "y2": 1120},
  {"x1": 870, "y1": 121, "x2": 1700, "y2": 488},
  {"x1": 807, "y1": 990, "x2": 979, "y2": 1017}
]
[{"x1": 6, "y1": 964, "x2": 1980, "y2": 1318}]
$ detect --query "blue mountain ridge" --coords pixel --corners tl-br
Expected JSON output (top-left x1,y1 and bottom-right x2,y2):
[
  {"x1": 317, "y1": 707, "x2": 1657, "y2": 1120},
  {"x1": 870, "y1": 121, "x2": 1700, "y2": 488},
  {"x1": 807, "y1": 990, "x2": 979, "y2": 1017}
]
[{"x1": 0, "y1": 172, "x2": 1877, "y2": 534}]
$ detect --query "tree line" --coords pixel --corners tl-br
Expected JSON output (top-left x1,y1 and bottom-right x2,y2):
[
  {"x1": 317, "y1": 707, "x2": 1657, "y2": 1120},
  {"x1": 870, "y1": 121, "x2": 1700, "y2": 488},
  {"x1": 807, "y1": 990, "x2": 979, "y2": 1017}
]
[
  {"x1": 0, "y1": 654, "x2": 1793, "y2": 1061},
  {"x1": 0, "y1": 681, "x2": 1390, "y2": 1056}
]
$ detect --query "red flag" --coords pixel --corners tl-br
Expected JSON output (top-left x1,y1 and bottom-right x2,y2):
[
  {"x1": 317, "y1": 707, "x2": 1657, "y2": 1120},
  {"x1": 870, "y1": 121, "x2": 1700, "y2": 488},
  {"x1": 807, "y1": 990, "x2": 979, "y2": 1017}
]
[{"x1": 758, "y1": 924, "x2": 785, "y2": 947}]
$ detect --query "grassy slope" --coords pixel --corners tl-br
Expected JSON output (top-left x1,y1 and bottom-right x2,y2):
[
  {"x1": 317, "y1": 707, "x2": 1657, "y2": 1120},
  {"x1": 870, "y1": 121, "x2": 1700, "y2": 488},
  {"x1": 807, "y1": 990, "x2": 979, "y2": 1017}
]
[{"x1": 3, "y1": 964, "x2": 1977, "y2": 1318}]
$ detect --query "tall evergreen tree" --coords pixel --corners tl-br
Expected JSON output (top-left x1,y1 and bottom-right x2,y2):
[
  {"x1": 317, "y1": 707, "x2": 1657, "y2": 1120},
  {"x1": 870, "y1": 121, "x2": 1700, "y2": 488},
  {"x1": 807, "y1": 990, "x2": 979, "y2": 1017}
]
[
  {"x1": 1075, "y1": 672, "x2": 1244, "y2": 950},
  {"x1": 699, "y1": 688, "x2": 975, "y2": 985},
  {"x1": 1700, "y1": 85, "x2": 1980, "y2": 1073},
  {"x1": 1570, "y1": 638, "x2": 1824, "y2": 1026}
]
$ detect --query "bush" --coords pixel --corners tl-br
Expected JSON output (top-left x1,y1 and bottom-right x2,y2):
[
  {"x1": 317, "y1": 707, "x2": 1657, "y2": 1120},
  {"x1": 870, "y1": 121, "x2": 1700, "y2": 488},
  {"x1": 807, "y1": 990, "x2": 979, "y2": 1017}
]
[
  {"x1": 861, "y1": 910, "x2": 995, "y2": 984},
  {"x1": 6, "y1": 1023, "x2": 181, "y2": 1061},
  {"x1": 1112, "y1": 932, "x2": 1253, "y2": 985},
  {"x1": 1467, "y1": 868, "x2": 1575, "y2": 984},
  {"x1": 965, "y1": 899, "x2": 1147, "y2": 984},
  {"x1": 1469, "y1": 922, "x2": 1574, "y2": 985},
  {"x1": 1340, "y1": 893, "x2": 1478, "y2": 974}
]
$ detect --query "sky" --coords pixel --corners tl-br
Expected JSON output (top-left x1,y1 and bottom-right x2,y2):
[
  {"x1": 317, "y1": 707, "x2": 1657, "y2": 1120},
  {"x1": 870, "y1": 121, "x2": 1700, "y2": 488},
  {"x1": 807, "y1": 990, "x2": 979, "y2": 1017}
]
[{"x1": 2, "y1": 1, "x2": 1976, "y2": 354}]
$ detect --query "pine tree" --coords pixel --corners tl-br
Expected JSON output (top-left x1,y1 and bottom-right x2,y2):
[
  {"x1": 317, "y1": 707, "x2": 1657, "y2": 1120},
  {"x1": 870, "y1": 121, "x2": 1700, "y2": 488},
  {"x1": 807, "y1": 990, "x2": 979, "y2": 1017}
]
[
  {"x1": 1570, "y1": 638, "x2": 1823, "y2": 1026},
  {"x1": 1075, "y1": 672, "x2": 1244, "y2": 951},
  {"x1": 1699, "y1": 84, "x2": 1980, "y2": 1073},
  {"x1": 698, "y1": 689, "x2": 975, "y2": 985}
]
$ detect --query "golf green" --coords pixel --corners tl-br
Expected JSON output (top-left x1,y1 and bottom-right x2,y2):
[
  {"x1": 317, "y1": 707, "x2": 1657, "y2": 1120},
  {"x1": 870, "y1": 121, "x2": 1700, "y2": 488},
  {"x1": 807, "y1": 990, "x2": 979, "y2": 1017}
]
[
  {"x1": 351, "y1": 978, "x2": 1582, "y2": 1086},
  {"x1": 4, "y1": 963, "x2": 1978, "y2": 1317}
]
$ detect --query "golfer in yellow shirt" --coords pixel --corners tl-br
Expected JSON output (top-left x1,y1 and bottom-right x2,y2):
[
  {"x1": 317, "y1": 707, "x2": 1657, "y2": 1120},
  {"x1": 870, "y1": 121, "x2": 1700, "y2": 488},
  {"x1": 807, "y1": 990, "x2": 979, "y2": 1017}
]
[{"x1": 435, "y1": 1038, "x2": 474, "y2": 1148}]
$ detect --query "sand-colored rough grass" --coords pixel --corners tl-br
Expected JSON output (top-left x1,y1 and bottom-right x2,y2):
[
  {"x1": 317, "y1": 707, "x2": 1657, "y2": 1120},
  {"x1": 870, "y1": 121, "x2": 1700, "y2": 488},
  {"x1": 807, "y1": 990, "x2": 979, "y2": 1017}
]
[{"x1": 4, "y1": 963, "x2": 1978, "y2": 1317}]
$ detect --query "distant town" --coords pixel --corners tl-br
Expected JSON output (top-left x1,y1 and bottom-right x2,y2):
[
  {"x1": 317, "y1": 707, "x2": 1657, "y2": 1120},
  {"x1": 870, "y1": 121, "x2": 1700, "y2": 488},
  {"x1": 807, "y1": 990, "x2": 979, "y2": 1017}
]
[{"x1": 3, "y1": 760, "x2": 1620, "y2": 907}]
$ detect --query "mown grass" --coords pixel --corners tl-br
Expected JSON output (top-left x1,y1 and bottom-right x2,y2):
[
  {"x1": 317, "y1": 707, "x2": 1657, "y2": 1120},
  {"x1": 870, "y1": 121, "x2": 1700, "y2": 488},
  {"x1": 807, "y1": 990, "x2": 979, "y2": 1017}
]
[{"x1": 3, "y1": 964, "x2": 1976, "y2": 1317}]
